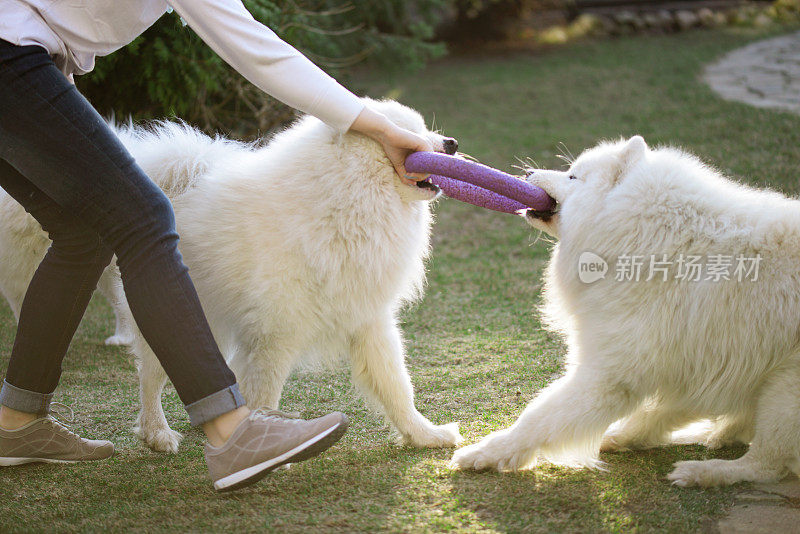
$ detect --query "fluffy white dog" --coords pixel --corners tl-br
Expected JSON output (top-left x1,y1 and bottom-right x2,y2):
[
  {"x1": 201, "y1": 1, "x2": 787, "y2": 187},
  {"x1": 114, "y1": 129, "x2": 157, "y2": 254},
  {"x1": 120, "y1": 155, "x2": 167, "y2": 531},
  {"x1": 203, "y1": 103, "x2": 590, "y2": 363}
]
[
  {"x1": 113, "y1": 98, "x2": 462, "y2": 453},
  {"x1": 0, "y1": 99, "x2": 462, "y2": 454},
  {"x1": 451, "y1": 136, "x2": 800, "y2": 487}
]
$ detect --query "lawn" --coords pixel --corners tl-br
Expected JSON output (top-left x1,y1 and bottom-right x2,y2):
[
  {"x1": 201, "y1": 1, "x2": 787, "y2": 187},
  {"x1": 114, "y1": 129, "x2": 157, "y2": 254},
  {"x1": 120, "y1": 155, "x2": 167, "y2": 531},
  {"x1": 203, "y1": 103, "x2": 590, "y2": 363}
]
[{"x1": 2, "y1": 27, "x2": 800, "y2": 533}]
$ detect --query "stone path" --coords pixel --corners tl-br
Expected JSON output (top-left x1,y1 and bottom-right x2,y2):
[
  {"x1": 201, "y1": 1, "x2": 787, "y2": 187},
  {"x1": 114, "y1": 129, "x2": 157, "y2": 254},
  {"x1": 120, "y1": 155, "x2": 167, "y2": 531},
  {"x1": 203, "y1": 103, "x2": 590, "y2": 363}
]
[
  {"x1": 717, "y1": 478, "x2": 800, "y2": 533},
  {"x1": 704, "y1": 31, "x2": 800, "y2": 115}
]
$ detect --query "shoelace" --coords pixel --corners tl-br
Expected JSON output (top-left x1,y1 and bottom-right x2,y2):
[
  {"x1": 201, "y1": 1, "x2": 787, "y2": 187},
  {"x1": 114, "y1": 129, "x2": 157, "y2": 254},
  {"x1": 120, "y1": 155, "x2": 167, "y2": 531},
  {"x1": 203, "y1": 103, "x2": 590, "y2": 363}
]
[
  {"x1": 251, "y1": 407, "x2": 302, "y2": 421},
  {"x1": 49, "y1": 402, "x2": 75, "y2": 425},
  {"x1": 44, "y1": 402, "x2": 83, "y2": 438}
]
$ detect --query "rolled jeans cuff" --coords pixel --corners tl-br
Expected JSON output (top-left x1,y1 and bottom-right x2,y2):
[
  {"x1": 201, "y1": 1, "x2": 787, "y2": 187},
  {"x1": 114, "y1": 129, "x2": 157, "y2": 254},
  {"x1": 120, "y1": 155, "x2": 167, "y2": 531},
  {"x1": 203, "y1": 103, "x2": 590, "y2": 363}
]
[
  {"x1": 0, "y1": 380, "x2": 53, "y2": 415},
  {"x1": 185, "y1": 383, "x2": 246, "y2": 427}
]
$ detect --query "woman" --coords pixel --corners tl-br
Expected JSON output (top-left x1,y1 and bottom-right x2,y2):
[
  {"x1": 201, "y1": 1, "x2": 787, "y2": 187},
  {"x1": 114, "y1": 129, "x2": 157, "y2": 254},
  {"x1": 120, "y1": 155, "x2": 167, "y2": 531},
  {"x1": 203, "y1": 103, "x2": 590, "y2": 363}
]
[{"x1": 0, "y1": 0, "x2": 433, "y2": 492}]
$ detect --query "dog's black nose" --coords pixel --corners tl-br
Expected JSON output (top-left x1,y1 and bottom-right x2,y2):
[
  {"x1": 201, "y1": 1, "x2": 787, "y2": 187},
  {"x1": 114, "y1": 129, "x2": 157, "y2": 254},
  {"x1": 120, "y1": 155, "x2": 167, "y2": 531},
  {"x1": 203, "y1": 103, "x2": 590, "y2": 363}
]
[{"x1": 443, "y1": 138, "x2": 458, "y2": 155}]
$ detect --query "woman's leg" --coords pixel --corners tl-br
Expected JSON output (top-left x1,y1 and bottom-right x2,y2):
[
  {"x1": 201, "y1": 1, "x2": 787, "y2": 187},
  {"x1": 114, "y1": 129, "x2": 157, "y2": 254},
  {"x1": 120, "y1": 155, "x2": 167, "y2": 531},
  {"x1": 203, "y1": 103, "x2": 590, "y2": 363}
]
[
  {"x1": 0, "y1": 166, "x2": 118, "y2": 463},
  {"x1": 0, "y1": 40, "x2": 241, "y2": 423},
  {"x1": 0, "y1": 159, "x2": 114, "y2": 409},
  {"x1": 0, "y1": 41, "x2": 348, "y2": 488}
]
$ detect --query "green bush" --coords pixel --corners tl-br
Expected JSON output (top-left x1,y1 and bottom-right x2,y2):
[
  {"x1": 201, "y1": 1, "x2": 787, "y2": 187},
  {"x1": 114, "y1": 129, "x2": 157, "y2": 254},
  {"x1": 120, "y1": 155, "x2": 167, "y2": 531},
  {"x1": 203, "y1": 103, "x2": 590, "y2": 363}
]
[
  {"x1": 77, "y1": 0, "x2": 447, "y2": 136},
  {"x1": 441, "y1": 0, "x2": 568, "y2": 42},
  {"x1": 769, "y1": 0, "x2": 800, "y2": 22}
]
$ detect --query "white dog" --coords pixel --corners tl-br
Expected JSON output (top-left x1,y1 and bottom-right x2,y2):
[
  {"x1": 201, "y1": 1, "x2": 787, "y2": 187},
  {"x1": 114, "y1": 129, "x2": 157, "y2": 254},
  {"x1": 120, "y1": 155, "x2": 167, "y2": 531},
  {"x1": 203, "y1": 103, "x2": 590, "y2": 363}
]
[
  {"x1": 108, "y1": 98, "x2": 462, "y2": 453},
  {"x1": 451, "y1": 136, "x2": 800, "y2": 487}
]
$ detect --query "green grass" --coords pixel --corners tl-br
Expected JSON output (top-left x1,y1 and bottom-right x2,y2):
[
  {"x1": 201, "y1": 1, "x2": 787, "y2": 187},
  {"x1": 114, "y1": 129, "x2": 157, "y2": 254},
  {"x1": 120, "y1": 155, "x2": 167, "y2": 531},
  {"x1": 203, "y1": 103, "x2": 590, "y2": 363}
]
[{"x1": 3, "y1": 27, "x2": 800, "y2": 532}]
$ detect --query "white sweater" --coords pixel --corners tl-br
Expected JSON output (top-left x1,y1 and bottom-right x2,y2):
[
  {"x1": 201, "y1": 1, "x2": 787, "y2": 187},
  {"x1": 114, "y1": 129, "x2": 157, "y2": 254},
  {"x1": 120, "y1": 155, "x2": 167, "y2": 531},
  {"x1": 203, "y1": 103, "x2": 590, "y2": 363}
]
[{"x1": 0, "y1": 0, "x2": 365, "y2": 131}]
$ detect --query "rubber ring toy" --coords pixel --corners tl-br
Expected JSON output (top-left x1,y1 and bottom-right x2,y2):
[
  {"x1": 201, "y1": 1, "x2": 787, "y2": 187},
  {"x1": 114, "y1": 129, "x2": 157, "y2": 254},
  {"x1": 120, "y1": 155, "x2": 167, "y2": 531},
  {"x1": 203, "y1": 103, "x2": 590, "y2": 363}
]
[{"x1": 405, "y1": 152, "x2": 556, "y2": 214}]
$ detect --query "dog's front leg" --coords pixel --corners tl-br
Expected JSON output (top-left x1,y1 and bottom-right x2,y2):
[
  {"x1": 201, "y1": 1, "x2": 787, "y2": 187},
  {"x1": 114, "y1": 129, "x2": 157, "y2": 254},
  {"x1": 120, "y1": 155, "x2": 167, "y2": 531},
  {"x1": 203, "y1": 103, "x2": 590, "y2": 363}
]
[
  {"x1": 451, "y1": 366, "x2": 640, "y2": 471},
  {"x1": 349, "y1": 317, "x2": 462, "y2": 448}
]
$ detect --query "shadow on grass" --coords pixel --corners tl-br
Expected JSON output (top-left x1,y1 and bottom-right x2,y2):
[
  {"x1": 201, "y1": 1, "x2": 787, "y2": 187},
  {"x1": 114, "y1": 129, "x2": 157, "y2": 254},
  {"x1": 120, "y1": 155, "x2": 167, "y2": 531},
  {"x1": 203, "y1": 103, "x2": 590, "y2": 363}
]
[{"x1": 447, "y1": 445, "x2": 746, "y2": 532}]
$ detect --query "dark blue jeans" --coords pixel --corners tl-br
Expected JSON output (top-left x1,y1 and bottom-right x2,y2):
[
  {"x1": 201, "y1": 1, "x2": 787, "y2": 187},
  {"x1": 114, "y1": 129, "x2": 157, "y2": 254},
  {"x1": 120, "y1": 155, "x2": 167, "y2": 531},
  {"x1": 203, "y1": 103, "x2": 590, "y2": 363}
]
[{"x1": 0, "y1": 39, "x2": 244, "y2": 426}]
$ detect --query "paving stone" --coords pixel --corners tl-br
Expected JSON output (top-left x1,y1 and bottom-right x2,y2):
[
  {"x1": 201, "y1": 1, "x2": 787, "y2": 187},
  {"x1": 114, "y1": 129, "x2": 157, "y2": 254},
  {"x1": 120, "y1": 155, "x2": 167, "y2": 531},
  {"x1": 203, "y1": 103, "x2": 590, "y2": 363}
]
[
  {"x1": 675, "y1": 10, "x2": 699, "y2": 31},
  {"x1": 704, "y1": 31, "x2": 800, "y2": 115},
  {"x1": 717, "y1": 477, "x2": 800, "y2": 532},
  {"x1": 735, "y1": 491, "x2": 786, "y2": 503},
  {"x1": 754, "y1": 477, "x2": 800, "y2": 500},
  {"x1": 718, "y1": 504, "x2": 800, "y2": 534}
]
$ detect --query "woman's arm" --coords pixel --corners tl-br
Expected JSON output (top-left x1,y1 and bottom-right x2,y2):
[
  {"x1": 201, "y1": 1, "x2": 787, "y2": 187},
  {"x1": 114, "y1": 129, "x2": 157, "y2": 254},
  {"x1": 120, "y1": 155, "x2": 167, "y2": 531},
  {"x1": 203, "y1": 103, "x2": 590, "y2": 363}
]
[
  {"x1": 168, "y1": 0, "x2": 364, "y2": 132},
  {"x1": 167, "y1": 0, "x2": 432, "y2": 181}
]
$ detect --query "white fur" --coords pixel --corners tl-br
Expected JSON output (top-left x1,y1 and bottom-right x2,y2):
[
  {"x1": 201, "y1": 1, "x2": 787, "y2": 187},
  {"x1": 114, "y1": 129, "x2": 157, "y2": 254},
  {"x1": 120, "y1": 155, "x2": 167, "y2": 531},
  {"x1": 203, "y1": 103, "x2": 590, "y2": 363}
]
[
  {"x1": 451, "y1": 136, "x2": 800, "y2": 487},
  {"x1": 111, "y1": 98, "x2": 462, "y2": 452}
]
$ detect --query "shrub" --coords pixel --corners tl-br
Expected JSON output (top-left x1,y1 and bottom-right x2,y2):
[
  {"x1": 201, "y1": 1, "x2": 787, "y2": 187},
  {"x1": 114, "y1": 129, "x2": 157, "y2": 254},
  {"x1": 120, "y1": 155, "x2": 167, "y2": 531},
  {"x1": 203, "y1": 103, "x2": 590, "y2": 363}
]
[
  {"x1": 769, "y1": 0, "x2": 800, "y2": 21},
  {"x1": 440, "y1": 0, "x2": 569, "y2": 41}
]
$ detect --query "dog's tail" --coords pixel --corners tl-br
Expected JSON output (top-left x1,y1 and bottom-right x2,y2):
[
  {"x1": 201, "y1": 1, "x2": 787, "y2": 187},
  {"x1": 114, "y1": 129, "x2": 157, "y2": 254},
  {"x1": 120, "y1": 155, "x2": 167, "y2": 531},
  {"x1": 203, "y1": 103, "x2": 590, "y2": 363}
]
[{"x1": 110, "y1": 119, "x2": 241, "y2": 199}]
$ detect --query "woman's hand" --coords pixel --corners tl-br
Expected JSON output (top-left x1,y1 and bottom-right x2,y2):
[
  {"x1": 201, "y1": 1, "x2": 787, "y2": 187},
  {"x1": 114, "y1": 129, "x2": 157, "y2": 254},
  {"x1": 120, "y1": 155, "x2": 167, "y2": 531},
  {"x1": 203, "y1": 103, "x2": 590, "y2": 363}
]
[{"x1": 350, "y1": 106, "x2": 433, "y2": 186}]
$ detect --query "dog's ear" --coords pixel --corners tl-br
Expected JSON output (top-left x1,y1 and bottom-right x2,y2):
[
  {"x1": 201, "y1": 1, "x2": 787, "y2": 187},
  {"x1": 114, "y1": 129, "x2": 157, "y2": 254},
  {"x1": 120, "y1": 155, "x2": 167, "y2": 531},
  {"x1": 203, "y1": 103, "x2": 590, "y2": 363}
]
[
  {"x1": 609, "y1": 135, "x2": 647, "y2": 185},
  {"x1": 620, "y1": 136, "x2": 647, "y2": 168}
]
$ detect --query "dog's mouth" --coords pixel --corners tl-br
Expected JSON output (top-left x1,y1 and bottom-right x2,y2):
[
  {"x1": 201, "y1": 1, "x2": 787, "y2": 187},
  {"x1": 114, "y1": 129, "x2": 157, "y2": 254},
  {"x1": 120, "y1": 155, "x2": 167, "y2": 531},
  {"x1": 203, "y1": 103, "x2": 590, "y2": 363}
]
[
  {"x1": 525, "y1": 203, "x2": 559, "y2": 223},
  {"x1": 521, "y1": 176, "x2": 558, "y2": 223},
  {"x1": 410, "y1": 177, "x2": 442, "y2": 199},
  {"x1": 415, "y1": 178, "x2": 441, "y2": 194}
]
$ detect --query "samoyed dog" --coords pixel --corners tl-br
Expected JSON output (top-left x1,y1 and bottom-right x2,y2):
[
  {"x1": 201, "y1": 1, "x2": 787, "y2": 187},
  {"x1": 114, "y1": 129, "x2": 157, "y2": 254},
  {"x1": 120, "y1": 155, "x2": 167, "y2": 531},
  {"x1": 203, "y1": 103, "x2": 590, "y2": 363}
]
[
  {"x1": 124, "y1": 98, "x2": 463, "y2": 453},
  {"x1": 0, "y1": 98, "x2": 462, "y2": 454},
  {"x1": 451, "y1": 135, "x2": 800, "y2": 487}
]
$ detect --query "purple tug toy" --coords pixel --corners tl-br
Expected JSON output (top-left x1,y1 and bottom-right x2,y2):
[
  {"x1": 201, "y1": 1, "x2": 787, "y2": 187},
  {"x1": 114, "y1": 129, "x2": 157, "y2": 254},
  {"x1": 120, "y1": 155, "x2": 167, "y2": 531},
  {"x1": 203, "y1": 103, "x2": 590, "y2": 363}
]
[{"x1": 404, "y1": 152, "x2": 556, "y2": 214}]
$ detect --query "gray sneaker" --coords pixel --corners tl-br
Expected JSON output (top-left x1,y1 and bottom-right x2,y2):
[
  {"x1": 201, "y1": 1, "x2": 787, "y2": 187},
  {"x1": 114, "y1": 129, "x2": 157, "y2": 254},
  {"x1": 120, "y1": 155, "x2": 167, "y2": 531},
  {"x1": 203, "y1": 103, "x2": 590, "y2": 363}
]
[
  {"x1": 205, "y1": 409, "x2": 348, "y2": 492},
  {"x1": 0, "y1": 415, "x2": 114, "y2": 466}
]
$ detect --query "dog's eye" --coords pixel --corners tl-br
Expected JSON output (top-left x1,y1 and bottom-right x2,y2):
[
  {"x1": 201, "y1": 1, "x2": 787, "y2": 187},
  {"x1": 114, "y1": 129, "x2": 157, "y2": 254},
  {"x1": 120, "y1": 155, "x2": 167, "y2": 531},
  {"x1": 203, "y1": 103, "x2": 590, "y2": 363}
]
[{"x1": 569, "y1": 175, "x2": 577, "y2": 180}]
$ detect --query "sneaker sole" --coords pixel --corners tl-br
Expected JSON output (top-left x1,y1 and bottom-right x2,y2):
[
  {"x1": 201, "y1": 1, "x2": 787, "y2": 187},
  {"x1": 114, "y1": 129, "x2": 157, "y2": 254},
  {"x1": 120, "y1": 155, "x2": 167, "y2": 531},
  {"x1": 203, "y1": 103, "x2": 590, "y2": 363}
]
[
  {"x1": 0, "y1": 457, "x2": 79, "y2": 466},
  {"x1": 213, "y1": 414, "x2": 349, "y2": 492}
]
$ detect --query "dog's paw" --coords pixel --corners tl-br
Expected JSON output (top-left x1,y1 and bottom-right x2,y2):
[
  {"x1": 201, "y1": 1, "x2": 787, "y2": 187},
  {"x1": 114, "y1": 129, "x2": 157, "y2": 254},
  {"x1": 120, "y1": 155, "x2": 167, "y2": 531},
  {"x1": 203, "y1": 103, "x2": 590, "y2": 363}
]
[
  {"x1": 449, "y1": 433, "x2": 528, "y2": 471},
  {"x1": 703, "y1": 436, "x2": 731, "y2": 450},
  {"x1": 404, "y1": 422, "x2": 463, "y2": 448},
  {"x1": 104, "y1": 333, "x2": 134, "y2": 346},
  {"x1": 669, "y1": 459, "x2": 784, "y2": 487},
  {"x1": 134, "y1": 424, "x2": 183, "y2": 454},
  {"x1": 600, "y1": 432, "x2": 659, "y2": 452},
  {"x1": 702, "y1": 427, "x2": 746, "y2": 450},
  {"x1": 599, "y1": 432, "x2": 629, "y2": 453},
  {"x1": 667, "y1": 460, "x2": 726, "y2": 487}
]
